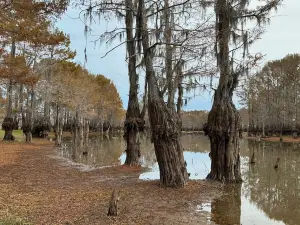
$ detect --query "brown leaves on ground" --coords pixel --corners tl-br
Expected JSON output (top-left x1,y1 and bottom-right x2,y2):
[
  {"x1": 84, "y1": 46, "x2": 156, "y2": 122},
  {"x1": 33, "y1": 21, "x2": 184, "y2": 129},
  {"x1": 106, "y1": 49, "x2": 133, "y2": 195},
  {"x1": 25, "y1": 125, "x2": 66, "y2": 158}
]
[{"x1": 0, "y1": 140, "x2": 222, "y2": 225}]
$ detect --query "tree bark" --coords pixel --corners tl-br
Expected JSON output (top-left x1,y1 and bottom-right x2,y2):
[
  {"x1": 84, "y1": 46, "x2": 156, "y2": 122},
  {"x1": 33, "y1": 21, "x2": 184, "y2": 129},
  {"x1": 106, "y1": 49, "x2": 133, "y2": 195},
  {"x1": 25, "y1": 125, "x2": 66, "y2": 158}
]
[
  {"x1": 84, "y1": 118, "x2": 89, "y2": 145},
  {"x1": 55, "y1": 104, "x2": 63, "y2": 146},
  {"x1": 79, "y1": 115, "x2": 84, "y2": 141},
  {"x1": 3, "y1": 40, "x2": 16, "y2": 141},
  {"x1": 43, "y1": 54, "x2": 53, "y2": 131},
  {"x1": 206, "y1": 0, "x2": 242, "y2": 183},
  {"x1": 73, "y1": 111, "x2": 80, "y2": 144},
  {"x1": 164, "y1": 0, "x2": 175, "y2": 111},
  {"x1": 140, "y1": 78, "x2": 148, "y2": 125},
  {"x1": 44, "y1": 102, "x2": 51, "y2": 125},
  {"x1": 176, "y1": 61, "x2": 184, "y2": 131},
  {"x1": 3, "y1": 81, "x2": 15, "y2": 141},
  {"x1": 139, "y1": 0, "x2": 188, "y2": 187},
  {"x1": 22, "y1": 89, "x2": 35, "y2": 143},
  {"x1": 123, "y1": 0, "x2": 143, "y2": 166},
  {"x1": 19, "y1": 84, "x2": 25, "y2": 128}
]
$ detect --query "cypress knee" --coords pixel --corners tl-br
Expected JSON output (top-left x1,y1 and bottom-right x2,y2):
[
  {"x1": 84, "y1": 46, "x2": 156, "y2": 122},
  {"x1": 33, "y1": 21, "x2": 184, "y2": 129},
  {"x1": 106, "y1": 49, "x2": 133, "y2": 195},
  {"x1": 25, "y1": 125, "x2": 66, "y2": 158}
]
[{"x1": 107, "y1": 189, "x2": 118, "y2": 216}]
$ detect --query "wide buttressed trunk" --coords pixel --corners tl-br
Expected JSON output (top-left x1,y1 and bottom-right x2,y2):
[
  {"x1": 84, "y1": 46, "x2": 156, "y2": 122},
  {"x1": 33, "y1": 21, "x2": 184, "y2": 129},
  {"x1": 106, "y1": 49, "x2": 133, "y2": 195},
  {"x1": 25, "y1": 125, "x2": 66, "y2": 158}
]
[
  {"x1": 3, "y1": 80, "x2": 15, "y2": 141},
  {"x1": 2, "y1": 117, "x2": 15, "y2": 141},
  {"x1": 3, "y1": 40, "x2": 16, "y2": 141},
  {"x1": 138, "y1": 0, "x2": 188, "y2": 186},
  {"x1": 206, "y1": 97, "x2": 242, "y2": 182},
  {"x1": 148, "y1": 97, "x2": 189, "y2": 187},
  {"x1": 124, "y1": 118, "x2": 141, "y2": 166},
  {"x1": 123, "y1": 0, "x2": 143, "y2": 166},
  {"x1": 206, "y1": 0, "x2": 241, "y2": 183}
]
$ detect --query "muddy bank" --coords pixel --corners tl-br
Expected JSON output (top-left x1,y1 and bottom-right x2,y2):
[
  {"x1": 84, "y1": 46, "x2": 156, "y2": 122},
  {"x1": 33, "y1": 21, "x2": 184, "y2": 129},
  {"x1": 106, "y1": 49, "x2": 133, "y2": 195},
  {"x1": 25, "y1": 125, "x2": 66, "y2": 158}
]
[{"x1": 0, "y1": 140, "x2": 222, "y2": 225}]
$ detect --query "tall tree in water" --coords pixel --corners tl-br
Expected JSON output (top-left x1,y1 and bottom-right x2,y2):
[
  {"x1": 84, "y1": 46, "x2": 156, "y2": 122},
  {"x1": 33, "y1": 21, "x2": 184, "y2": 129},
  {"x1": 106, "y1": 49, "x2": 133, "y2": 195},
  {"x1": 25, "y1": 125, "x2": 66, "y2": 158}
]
[
  {"x1": 123, "y1": 0, "x2": 144, "y2": 166},
  {"x1": 137, "y1": 0, "x2": 189, "y2": 187},
  {"x1": 206, "y1": 0, "x2": 282, "y2": 182},
  {"x1": 78, "y1": 0, "x2": 146, "y2": 165}
]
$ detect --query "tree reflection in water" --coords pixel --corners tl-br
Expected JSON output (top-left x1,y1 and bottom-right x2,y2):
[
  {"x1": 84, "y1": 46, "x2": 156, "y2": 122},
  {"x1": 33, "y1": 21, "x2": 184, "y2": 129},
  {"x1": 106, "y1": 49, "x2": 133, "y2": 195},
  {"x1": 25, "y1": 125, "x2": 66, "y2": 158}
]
[
  {"x1": 211, "y1": 184, "x2": 241, "y2": 225},
  {"x1": 59, "y1": 135, "x2": 300, "y2": 224},
  {"x1": 60, "y1": 135, "x2": 125, "y2": 167},
  {"x1": 243, "y1": 140, "x2": 300, "y2": 225}
]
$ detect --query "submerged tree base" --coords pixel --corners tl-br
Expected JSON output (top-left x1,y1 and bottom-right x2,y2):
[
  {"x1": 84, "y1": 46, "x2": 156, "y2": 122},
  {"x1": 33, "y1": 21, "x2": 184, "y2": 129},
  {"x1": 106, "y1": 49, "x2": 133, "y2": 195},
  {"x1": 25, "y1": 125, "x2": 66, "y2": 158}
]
[
  {"x1": 206, "y1": 101, "x2": 242, "y2": 183},
  {"x1": 124, "y1": 118, "x2": 142, "y2": 166},
  {"x1": 148, "y1": 99, "x2": 189, "y2": 187},
  {"x1": 206, "y1": 172, "x2": 243, "y2": 183}
]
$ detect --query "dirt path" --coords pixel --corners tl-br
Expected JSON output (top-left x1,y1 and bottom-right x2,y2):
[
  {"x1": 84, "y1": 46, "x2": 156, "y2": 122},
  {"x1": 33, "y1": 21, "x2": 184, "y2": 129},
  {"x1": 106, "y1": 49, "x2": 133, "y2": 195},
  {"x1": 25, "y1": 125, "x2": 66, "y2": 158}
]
[{"x1": 0, "y1": 140, "x2": 222, "y2": 225}]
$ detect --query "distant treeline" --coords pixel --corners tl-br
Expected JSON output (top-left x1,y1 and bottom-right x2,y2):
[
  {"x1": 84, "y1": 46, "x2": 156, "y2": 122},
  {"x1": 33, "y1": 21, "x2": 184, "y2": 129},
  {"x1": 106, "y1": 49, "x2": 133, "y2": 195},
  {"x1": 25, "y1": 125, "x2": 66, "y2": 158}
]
[{"x1": 238, "y1": 54, "x2": 300, "y2": 137}]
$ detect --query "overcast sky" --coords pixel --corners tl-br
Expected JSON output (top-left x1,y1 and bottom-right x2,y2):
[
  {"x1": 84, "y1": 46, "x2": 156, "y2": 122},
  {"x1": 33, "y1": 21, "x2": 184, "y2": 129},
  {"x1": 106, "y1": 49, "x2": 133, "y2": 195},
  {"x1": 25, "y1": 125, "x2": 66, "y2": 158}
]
[{"x1": 56, "y1": 0, "x2": 300, "y2": 111}]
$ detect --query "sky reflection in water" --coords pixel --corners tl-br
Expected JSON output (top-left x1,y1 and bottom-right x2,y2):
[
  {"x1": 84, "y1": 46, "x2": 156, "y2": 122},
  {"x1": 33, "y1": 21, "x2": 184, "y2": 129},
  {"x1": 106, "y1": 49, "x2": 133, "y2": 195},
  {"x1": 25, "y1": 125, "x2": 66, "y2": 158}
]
[{"x1": 61, "y1": 135, "x2": 300, "y2": 225}]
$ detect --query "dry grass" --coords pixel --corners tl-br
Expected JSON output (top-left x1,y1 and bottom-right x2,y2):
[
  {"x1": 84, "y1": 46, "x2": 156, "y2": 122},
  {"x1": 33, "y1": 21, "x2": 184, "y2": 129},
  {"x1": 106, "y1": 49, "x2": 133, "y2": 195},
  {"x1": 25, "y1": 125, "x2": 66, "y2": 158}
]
[{"x1": 0, "y1": 140, "x2": 221, "y2": 225}]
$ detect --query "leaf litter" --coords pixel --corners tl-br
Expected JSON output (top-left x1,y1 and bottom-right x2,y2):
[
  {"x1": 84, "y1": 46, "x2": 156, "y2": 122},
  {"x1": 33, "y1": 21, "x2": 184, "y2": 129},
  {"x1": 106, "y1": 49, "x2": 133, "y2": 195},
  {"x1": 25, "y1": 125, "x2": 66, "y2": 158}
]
[{"x1": 0, "y1": 140, "x2": 222, "y2": 224}]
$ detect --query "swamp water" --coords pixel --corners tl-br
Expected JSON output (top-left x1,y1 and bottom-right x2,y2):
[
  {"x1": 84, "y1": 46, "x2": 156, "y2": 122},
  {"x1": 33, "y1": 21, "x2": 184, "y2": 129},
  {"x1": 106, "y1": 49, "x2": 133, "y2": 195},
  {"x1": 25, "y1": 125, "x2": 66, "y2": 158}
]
[{"x1": 59, "y1": 134, "x2": 300, "y2": 225}]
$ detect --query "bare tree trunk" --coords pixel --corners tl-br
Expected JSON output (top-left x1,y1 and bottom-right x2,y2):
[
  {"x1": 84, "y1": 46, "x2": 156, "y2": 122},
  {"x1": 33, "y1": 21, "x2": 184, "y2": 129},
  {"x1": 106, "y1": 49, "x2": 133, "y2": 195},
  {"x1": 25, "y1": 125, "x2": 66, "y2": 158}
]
[
  {"x1": 206, "y1": 0, "x2": 241, "y2": 183},
  {"x1": 3, "y1": 40, "x2": 16, "y2": 141},
  {"x1": 55, "y1": 104, "x2": 63, "y2": 146},
  {"x1": 123, "y1": 0, "x2": 142, "y2": 166},
  {"x1": 164, "y1": 0, "x2": 175, "y2": 111},
  {"x1": 79, "y1": 115, "x2": 84, "y2": 141},
  {"x1": 140, "y1": 78, "x2": 148, "y2": 125},
  {"x1": 84, "y1": 118, "x2": 89, "y2": 144},
  {"x1": 19, "y1": 84, "x2": 24, "y2": 129},
  {"x1": 73, "y1": 111, "x2": 80, "y2": 144},
  {"x1": 176, "y1": 61, "x2": 184, "y2": 131},
  {"x1": 14, "y1": 84, "x2": 19, "y2": 111},
  {"x1": 262, "y1": 121, "x2": 265, "y2": 138},
  {"x1": 139, "y1": 0, "x2": 188, "y2": 187},
  {"x1": 44, "y1": 53, "x2": 53, "y2": 131},
  {"x1": 23, "y1": 89, "x2": 35, "y2": 143},
  {"x1": 44, "y1": 102, "x2": 50, "y2": 123}
]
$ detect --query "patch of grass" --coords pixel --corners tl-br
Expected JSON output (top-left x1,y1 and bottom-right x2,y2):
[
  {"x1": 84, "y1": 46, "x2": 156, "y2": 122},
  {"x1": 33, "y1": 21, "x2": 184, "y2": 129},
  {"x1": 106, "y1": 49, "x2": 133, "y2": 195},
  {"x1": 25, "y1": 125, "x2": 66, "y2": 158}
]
[
  {"x1": 0, "y1": 129, "x2": 24, "y2": 142},
  {"x1": 0, "y1": 214, "x2": 32, "y2": 225}
]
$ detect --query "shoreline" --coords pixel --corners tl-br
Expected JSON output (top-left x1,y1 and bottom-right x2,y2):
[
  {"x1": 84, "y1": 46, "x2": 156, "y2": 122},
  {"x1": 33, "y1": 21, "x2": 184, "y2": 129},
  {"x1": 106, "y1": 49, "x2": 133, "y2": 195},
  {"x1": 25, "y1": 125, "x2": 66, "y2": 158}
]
[
  {"x1": 245, "y1": 135, "x2": 300, "y2": 143},
  {"x1": 0, "y1": 139, "x2": 222, "y2": 225}
]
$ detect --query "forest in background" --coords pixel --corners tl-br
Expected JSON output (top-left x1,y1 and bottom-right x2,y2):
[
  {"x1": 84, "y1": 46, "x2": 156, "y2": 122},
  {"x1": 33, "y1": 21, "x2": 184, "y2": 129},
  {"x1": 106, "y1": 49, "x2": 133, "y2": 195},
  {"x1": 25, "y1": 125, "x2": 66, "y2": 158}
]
[
  {"x1": 239, "y1": 54, "x2": 300, "y2": 138},
  {"x1": 0, "y1": 0, "x2": 281, "y2": 186},
  {"x1": 0, "y1": 0, "x2": 124, "y2": 144}
]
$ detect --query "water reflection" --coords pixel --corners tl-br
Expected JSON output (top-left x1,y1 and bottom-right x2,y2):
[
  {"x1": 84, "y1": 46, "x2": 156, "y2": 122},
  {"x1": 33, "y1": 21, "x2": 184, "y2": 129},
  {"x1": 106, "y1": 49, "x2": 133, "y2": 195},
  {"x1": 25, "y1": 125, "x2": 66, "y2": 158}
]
[
  {"x1": 242, "y1": 140, "x2": 300, "y2": 225},
  {"x1": 211, "y1": 185, "x2": 241, "y2": 225},
  {"x1": 60, "y1": 136, "x2": 125, "y2": 167},
  {"x1": 137, "y1": 151, "x2": 210, "y2": 180},
  {"x1": 59, "y1": 134, "x2": 300, "y2": 225}
]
